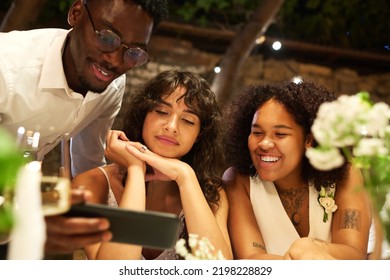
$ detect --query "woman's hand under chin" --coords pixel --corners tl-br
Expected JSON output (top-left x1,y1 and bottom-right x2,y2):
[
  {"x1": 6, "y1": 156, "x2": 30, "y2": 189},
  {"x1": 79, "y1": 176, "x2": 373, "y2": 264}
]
[
  {"x1": 125, "y1": 142, "x2": 193, "y2": 184},
  {"x1": 105, "y1": 130, "x2": 145, "y2": 170}
]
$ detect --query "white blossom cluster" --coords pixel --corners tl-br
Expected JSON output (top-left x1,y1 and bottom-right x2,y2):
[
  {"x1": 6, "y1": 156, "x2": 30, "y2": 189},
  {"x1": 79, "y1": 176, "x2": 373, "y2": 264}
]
[
  {"x1": 175, "y1": 233, "x2": 225, "y2": 260},
  {"x1": 306, "y1": 92, "x2": 390, "y2": 171}
]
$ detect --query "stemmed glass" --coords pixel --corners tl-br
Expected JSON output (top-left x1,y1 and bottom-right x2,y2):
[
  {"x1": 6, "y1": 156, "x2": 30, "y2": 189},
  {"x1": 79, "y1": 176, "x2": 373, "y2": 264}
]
[{"x1": 15, "y1": 127, "x2": 71, "y2": 216}]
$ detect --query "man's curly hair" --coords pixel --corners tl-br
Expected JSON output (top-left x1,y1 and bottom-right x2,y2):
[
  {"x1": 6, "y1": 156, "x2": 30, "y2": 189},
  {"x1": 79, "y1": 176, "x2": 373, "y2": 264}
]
[
  {"x1": 131, "y1": 0, "x2": 169, "y2": 25},
  {"x1": 224, "y1": 81, "x2": 349, "y2": 191},
  {"x1": 90, "y1": 0, "x2": 169, "y2": 25}
]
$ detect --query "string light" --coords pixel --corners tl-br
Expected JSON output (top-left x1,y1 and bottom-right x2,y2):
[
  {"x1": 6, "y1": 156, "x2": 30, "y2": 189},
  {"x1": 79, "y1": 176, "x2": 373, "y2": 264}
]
[
  {"x1": 272, "y1": 41, "x2": 282, "y2": 51},
  {"x1": 255, "y1": 35, "x2": 266, "y2": 45},
  {"x1": 292, "y1": 76, "x2": 303, "y2": 84}
]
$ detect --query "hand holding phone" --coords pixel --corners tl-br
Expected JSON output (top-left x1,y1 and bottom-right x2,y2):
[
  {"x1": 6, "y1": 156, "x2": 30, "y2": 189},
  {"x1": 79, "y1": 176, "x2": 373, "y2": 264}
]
[{"x1": 65, "y1": 203, "x2": 180, "y2": 249}]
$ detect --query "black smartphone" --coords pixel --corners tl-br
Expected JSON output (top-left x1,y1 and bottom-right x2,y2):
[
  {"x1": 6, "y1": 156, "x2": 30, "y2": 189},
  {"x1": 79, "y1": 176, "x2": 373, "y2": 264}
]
[{"x1": 65, "y1": 203, "x2": 180, "y2": 249}]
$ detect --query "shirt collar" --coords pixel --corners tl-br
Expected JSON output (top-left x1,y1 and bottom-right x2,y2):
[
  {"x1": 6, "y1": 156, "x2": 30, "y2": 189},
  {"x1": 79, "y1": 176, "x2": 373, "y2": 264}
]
[{"x1": 39, "y1": 30, "x2": 70, "y2": 90}]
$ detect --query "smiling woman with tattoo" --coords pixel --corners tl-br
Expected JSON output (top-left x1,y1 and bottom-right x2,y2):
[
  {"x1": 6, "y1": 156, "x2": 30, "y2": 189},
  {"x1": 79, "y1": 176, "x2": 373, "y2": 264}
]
[{"x1": 223, "y1": 81, "x2": 373, "y2": 260}]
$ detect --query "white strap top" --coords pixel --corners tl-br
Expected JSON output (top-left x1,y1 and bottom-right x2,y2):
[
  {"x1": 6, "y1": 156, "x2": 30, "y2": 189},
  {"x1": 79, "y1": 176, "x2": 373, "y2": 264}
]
[
  {"x1": 98, "y1": 166, "x2": 118, "y2": 207},
  {"x1": 249, "y1": 176, "x2": 332, "y2": 255}
]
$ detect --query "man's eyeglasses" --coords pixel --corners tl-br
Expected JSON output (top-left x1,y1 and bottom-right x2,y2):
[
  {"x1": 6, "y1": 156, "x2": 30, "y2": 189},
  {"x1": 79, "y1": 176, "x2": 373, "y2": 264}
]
[{"x1": 83, "y1": 0, "x2": 149, "y2": 68}]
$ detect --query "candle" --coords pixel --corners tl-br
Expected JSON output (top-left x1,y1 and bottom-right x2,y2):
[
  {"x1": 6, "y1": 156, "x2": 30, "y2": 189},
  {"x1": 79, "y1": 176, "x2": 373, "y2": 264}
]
[
  {"x1": 7, "y1": 161, "x2": 46, "y2": 260},
  {"x1": 15, "y1": 126, "x2": 25, "y2": 148}
]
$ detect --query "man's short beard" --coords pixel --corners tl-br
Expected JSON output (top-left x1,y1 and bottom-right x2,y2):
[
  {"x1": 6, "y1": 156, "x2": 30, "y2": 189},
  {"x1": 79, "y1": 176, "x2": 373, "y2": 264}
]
[{"x1": 78, "y1": 76, "x2": 106, "y2": 94}]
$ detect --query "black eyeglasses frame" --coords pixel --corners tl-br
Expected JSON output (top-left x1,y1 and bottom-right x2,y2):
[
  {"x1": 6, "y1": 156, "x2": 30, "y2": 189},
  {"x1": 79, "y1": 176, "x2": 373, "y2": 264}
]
[{"x1": 82, "y1": 0, "x2": 150, "y2": 68}]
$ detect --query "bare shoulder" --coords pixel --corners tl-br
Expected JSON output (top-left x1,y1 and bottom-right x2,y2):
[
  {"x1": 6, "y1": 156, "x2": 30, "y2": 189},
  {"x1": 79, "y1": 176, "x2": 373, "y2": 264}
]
[
  {"x1": 72, "y1": 166, "x2": 107, "y2": 188},
  {"x1": 222, "y1": 167, "x2": 244, "y2": 183},
  {"x1": 222, "y1": 167, "x2": 250, "y2": 196},
  {"x1": 71, "y1": 164, "x2": 119, "y2": 203},
  {"x1": 337, "y1": 164, "x2": 365, "y2": 194}
]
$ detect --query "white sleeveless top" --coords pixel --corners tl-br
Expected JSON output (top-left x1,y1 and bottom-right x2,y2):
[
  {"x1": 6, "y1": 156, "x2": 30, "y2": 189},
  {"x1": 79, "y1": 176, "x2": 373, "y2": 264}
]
[{"x1": 249, "y1": 176, "x2": 332, "y2": 255}]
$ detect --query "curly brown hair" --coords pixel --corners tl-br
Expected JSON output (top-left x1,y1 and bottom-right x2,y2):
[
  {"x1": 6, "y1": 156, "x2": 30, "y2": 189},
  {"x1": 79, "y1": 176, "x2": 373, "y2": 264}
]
[
  {"x1": 122, "y1": 70, "x2": 225, "y2": 207},
  {"x1": 224, "y1": 81, "x2": 350, "y2": 191}
]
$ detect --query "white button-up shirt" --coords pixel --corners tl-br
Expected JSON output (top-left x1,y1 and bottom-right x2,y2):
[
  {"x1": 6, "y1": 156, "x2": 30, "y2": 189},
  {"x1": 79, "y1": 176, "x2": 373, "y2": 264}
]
[{"x1": 0, "y1": 28, "x2": 125, "y2": 176}]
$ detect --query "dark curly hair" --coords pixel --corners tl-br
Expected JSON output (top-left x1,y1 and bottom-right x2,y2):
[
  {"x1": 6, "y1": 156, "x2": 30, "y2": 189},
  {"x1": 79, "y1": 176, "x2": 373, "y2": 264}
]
[
  {"x1": 224, "y1": 81, "x2": 350, "y2": 191},
  {"x1": 88, "y1": 0, "x2": 169, "y2": 25},
  {"x1": 123, "y1": 70, "x2": 225, "y2": 208},
  {"x1": 131, "y1": 0, "x2": 169, "y2": 25}
]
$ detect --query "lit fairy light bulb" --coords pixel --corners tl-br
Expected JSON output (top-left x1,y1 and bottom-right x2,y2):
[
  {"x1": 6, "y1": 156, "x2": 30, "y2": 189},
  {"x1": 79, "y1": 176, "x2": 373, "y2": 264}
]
[
  {"x1": 292, "y1": 76, "x2": 303, "y2": 84},
  {"x1": 272, "y1": 41, "x2": 282, "y2": 51}
]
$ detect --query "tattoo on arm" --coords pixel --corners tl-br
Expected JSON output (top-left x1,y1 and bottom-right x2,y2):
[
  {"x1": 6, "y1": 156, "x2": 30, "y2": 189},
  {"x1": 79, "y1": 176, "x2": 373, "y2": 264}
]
[
  {"x1": 311, "y1": 238, "x2": 328, "y2": 246},
  {"x1": 338, "y1": 209, "x2": 361, "y2": 231},
  {"x1": 252, "y1": 242, "x2": 266, "y2": 251}
]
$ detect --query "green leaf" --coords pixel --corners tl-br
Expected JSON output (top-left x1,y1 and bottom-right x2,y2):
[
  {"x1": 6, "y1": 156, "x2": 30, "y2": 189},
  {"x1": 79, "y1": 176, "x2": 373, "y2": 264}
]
[
  {"x1": 0, "y1": 127, "x2": 24, "y2": 234},
  {"x1": 0, "y1": 128, "x2": 24, "y2": 193},
  {"x1": 323, "y1": 212, "x2": 328, "y2": 222},
  {"x1": 0, "y1": 204, "x2": 14, "y2": 234}
]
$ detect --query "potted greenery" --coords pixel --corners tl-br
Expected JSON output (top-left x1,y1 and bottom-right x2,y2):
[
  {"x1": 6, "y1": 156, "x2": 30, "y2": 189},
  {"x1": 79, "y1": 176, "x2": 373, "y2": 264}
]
[{"x1": 0, "y1": 127, "x2": 24, "y2": 241}]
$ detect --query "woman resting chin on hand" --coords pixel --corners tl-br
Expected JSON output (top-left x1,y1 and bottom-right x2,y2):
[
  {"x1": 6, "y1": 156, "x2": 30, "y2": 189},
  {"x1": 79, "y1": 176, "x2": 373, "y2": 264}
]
[{"x1": 72, "y1": 70, "x2": 232, "y2": 260}]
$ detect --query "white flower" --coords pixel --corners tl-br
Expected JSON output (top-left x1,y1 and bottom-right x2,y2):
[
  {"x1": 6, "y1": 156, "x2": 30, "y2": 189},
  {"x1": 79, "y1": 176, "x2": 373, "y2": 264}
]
[
  {"x1": 319, "y1": 196, "x2": 338, "y2": 214},
  {"x1": 175, "y1": 234, "x2": 225, "y2": 260},
  {"x1": 188, "y1": 233, "x2": 198, "y2": 248},
  {"x1": 308, "y1": 91, "x2": 390, "y2": 234},
  {"x1": 307, "y1": 92, "x2": 390, "y2": 172},
  {"x1": 306, "y1": 147, "x2": 345, "y2": 170},
  {"x1": 318, "y1": 186, "x2": 337, "y2": 222},
  {"x1": 310, "y1": 94, "x2": 379, "y2": 148},
  {"x1": 175, "y1": 238, "x2": 189, "y2": 258},
  {"x1": 366, "y1": 103, "x2": 390, "y2": 135},
  {"x1": 353, "y1": 138, "x2": 388, "y2": 157}
]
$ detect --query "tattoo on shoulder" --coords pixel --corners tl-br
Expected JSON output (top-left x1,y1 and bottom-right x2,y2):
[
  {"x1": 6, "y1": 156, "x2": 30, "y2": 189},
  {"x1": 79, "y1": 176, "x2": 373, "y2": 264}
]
[
  {"x1": 339, "y1": 208, "x2": 361, "y2": 231},
  {"x1": 252, "y1": 242, "x2": 266, "y2": 251}
]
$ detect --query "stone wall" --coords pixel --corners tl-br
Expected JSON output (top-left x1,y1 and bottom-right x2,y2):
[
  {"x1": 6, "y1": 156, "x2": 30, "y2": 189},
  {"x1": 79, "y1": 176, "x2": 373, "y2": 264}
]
[{"x1": 41, "y1": 35, "x2": 390, "y2": 175}]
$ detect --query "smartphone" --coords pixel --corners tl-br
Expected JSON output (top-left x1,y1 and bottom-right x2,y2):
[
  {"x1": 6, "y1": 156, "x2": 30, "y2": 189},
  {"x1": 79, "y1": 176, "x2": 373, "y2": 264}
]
[{"x1": 65, "y1": 203, "x2": 180, "y2": 249}]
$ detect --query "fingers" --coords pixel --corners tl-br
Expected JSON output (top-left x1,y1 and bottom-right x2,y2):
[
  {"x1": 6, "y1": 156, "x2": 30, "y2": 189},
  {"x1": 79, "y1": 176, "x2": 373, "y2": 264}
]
[
  {"x1": 126, "y1": 142, "x2": 150, "y2": 157},
  {"x1": 125, "y1": 144, "x2": 152, "y2": 164},
  {"x1": 46, "y1": 187, "x2": 112, "y2": 255},
  {"x1": 44, "y1": 215, "x2": 112, "y2": 254},
  {"x1": 139, "y1": 145, "x2": 148, "y2": 153},
  {"x1": 105, "y1": 132, "x2": 130, "y2": 164},
  {"x1": 125, "y1": 144, "x2": 177, "y2": 181},
  {"x1": 105, "y1": 130, "x2": 129, "y2": 154},
  {"x1": 70, "y1": 188, "x2": 92, "y2": 204},
  {"x1": 44, "y1": 231, "x2": 111, "y2": 254},
  {"x1": 45, "y1": 231, "x2": 111, "y2": 254},
  {"x1": 45, "y1": 215, "x2": 109, "y2": 234},
  {"x1": 106, "y1": 130, "x2": 129, "y2": 142}
]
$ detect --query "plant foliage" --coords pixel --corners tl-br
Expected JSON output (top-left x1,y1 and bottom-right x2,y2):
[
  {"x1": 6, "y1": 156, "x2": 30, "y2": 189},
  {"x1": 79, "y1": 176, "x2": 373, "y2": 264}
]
[{"x1": 169, "y1": 0, "x2": 390, "y2": 54}]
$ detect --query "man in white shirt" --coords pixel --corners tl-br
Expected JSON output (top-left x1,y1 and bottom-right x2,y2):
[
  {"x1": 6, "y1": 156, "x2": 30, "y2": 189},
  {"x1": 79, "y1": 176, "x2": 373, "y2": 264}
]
[
  {"x1": 0, "y1": 0, "x2": 168, "y2": 257},
  {"x1": 0, "y1": 0, "x2": 167, "y2": 176}
]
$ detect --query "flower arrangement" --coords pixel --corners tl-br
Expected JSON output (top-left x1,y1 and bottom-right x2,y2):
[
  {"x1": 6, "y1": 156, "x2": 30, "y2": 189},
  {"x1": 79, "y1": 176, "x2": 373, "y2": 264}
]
[
  {"x1": 318, "y1": 186, "x2": 337, "y2": 222},
  {"x1": 175, "y1": 233, "x2": 225, "y2": 260},
  {"x1": 306, "y1": 91, "x2": 390, "y2": 245}
]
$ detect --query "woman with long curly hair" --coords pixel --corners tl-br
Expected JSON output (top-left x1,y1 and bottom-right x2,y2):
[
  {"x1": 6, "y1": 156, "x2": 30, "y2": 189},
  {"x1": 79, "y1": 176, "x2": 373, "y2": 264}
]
[
  {"x1": 223, "y1": 81, "x2": 372, "y2": 259},
  {"x1": 72, "y1": 70, "x2": 232, "y2": 260}
]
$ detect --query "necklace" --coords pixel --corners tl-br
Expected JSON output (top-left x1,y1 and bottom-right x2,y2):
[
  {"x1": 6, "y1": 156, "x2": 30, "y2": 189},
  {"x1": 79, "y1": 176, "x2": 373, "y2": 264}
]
[{"x1": 277, "y1": 187, "x2": 308, "y2": 226}]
